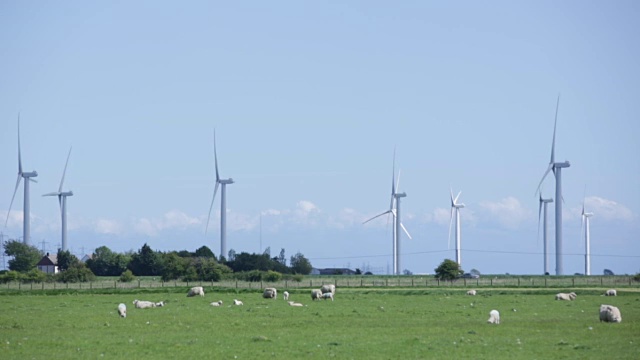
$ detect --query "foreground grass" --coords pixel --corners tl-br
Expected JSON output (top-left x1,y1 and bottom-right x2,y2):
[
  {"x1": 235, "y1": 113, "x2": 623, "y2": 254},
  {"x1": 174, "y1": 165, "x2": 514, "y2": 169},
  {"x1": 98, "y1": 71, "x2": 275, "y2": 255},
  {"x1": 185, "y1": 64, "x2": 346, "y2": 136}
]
[{"x1": 0, "y1": 288, "x2": 638, "y2": 359}]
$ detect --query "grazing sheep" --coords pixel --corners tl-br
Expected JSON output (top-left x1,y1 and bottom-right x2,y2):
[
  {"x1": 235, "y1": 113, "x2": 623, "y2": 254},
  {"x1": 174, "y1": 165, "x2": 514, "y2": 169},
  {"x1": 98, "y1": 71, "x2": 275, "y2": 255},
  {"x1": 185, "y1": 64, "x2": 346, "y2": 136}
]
[
  {"x1": 322, "y1": 292, "x2": 334, "y2": 301},
  {"x1": 604, "y1": 289, "x2": 617, "y2": 296},
  {"x1": 288, "y1": 301, "x2": 303, "y2": 307},
  {"x1": 210, "y1": 300, "x2": 223, "y2": 307},
  {"x1": 233, "y1": 299, "x2": 243, "y2": 306},
  {"x1": 117, "y1": 303, "x2": 127, "y2": 318},
  {"x1": 321, "y1": 284, "x2": 336, "y2": 295},
  {"x1": 467, "y1": 290, "x2": 477, "y2": 296},
  {"x1": 133, "y1": 300, "x2": 156, "y2": 309},
  {"x1": 155, "y1": 301, "x2": 165, "y2": 307},
  {"x1": 283, "y1": 291, "x2": 290, "y2": 301},
  {"x1": 487, "y1": 310, "x2": 500, "y2": 324},
  {"x1": 263, "y1": 288, "x2": 277, "y2": 300},
  {"x1": 555, "y1": 292, "x2": 577, "y2": 301},
  {"x1": 187, "y1": 286, "x2": 205, "y2": 297},
  {"x1": 311, "y1": 289, "x2": 323, "y2": 301},
  {"x1": 600, "y1": 304, "x2": 622, "y2": 323}
]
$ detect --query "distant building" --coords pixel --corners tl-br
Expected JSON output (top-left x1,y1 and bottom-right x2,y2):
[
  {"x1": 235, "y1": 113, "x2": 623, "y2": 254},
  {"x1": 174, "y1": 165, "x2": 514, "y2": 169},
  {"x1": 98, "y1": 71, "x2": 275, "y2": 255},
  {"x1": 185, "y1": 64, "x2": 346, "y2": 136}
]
[
  {"x1": 311, "y1": 268, "x2": 357, "y2": 275},
  {"x1": 37, "y1": 253, "x2": 59, "y2": 274},
  {"x1": 80, "y1": 254, "x2": 93, "y2": 263}
]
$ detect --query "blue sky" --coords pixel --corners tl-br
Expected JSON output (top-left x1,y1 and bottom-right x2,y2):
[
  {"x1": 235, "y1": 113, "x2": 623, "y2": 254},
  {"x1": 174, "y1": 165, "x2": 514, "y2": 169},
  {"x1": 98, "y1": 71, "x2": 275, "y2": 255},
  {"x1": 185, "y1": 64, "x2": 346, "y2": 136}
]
[{"x1": 1, "y1": 1, "x2": 638, "y2": 275}]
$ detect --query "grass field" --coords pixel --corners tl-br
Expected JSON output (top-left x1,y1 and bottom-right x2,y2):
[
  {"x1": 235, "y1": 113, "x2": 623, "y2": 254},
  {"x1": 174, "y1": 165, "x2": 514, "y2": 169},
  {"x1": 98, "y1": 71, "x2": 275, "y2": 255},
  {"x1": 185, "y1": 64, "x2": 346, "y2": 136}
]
[{"x1": 0, "y1": 287, "x2": 638, "y2": 359}]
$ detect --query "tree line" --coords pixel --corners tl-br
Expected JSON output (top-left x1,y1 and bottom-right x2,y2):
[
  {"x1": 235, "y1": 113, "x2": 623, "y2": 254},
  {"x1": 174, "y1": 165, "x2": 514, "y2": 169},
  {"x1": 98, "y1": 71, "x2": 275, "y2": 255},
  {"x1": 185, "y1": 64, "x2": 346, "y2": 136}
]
[{"x1": 1, "y1": 240, "x2": 313, "y2": 283}]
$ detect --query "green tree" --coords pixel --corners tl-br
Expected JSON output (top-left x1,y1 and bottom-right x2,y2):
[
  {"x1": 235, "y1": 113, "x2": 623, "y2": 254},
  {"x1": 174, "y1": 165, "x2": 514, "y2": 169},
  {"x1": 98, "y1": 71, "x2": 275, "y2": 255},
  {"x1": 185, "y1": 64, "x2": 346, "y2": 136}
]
[
  {"x1": 56, "y1": 262, "x2": 95, "y2": 283},
  {"x1": 160, "y1": 252, "x2": 189, "y2": 281},
  {"x1": 277, "y1": 248, "x2": 286, "y2": 266},
  {"x1": 119, "y1": 269, "x2": 135, "y2": 282},
  {"x1": 56, "y1": 249, "x2": 81, "y2": 271},
  {"x1": 470, "y1": 268, "x2": 481, "y2": 276},
  {"x1": 434, "y1": 259, "x2": 463, "y2": 280},
  {"x1": 3, "y1": 240, "x2": 42, "y2": 272},
  {"x1": 228, "y1": 249, "x2": 236, "y2": 261},
  {"x1": 290, "y1": 252, "x2": 312, "y2": 275},
  {"x1": 128, "y1": 243, "x2": 163, "y2": 276},
  {"x1": 195, "y1": 245, "x2": 215, "y2": 258},
  {"x1": 86, "y1": 246, "x2": 129, "y2": 276}
]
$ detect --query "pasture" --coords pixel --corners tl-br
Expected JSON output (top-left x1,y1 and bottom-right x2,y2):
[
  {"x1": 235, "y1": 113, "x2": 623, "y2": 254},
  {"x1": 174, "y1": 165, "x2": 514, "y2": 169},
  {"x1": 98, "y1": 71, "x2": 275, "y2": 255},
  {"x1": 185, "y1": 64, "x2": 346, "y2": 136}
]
[{"x1": 0, "y1": 288, "x2": 638, "y2": 359}]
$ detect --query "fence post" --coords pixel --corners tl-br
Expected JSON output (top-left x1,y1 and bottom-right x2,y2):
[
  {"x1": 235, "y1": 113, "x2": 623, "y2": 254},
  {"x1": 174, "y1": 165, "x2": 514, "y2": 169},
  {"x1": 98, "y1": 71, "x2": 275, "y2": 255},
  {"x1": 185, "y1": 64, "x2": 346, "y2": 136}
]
[
  {"x1": 236, "y1": 280, "x2": 238, "y2": 289},
  {"x1": 90, "y1": 282, "x2": 93, "y2": 290},
  {"x1": 518, "y1": 278, "x2": 520, "y2": 287},
  {"x1": 491, "y1": 279, "x2": 493, "y2": 286},
  {"x1": 437, "y1": 279, "x2": 440, "y2": 286},
  {"x1": 601, "y1": 277, "x2": 603, "y2": 286},
  {"x1": 42, "y1": 282, "x2": 44, "y2": 290},
  {"x1": 411, "y1": 278, "x2": 414, "y2": 287},
  {"x1": 138, "y1": 280, "x2": 141, "y2": 288},
  {"x1": 361, "y1": 278, "x2": 363, "y2": 287},
  {"x1": 31, "y1": 283, "x2": 33, "y2": 290},
  {"x1": 572, "y1": 278, "x2": 575, "y2": 286}
]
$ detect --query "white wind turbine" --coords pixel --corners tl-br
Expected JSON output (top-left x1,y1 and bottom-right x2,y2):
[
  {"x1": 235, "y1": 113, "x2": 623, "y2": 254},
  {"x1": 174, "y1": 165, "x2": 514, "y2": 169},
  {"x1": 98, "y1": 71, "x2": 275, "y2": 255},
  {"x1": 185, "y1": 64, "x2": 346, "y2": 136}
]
[
  {"x1": 581, "y1": 196, "x2": 594, "y2": 276},
  {"x1": 43, "y1": 147, "x2": 73, "y2": 251},
  {"x1": 536, "y1": 95, "x2": 570, "y2": 275},
  {"x1": 363, "y1": 149, "x2": 411, "y2": 275},
  {"x1": 205, "y1": 130, "x2": 234, "y2": 260},
  {"x1": 537, "y1": 193, "x2": 553, "y2": 275},
  {"x1": 5, "y1": 116, "x2": 38, "y2": 246},
  {"x1": 448, "y1": 188, "x2": 465, "y2": 266}
]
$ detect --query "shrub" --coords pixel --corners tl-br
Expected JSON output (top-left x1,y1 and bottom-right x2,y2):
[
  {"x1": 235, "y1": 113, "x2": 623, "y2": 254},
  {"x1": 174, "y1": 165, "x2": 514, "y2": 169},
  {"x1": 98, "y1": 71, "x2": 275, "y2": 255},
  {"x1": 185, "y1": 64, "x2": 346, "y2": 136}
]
[
  {"x1": 263, "y1": 270, "x2": 282, "y2": 282},
  {"x1": 23, "y1": 269, "x2": 47, "y2": 283},
  {"x1": 634, "y1": 273, "x2": 640, "y2": 282},
  {"x1": 56, "y1": 265, "x2": 96, "y2": 283},
  {"x1": 119, "y1": 270, "x2": 136, "y2": 283},
  {"x1": 0, "y1": 270, "x2": 23, "y2": 284}
]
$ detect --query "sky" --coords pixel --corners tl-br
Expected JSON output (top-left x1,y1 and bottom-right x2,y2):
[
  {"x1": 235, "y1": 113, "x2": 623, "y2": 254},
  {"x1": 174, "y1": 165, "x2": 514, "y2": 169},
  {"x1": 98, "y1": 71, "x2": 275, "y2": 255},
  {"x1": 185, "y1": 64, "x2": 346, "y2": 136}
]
[{"x1": 1, "y1": 1, "x2": 639, "y2": 275}]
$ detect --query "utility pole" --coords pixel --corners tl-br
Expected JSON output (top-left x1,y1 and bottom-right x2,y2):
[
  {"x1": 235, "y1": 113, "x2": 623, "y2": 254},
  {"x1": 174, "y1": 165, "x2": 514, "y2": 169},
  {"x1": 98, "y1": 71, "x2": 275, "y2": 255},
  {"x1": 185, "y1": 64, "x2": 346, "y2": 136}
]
[{"x1": 40, "y1": 239, "x2": 49, "y2": 254}]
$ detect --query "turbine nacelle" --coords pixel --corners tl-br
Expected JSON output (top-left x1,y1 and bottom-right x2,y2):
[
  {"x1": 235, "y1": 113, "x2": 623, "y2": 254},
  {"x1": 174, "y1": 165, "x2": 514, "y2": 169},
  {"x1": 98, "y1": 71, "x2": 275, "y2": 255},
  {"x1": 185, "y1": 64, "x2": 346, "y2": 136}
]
[{"x1": 22, "y1": 171, "x2": 38, "y2": 178}]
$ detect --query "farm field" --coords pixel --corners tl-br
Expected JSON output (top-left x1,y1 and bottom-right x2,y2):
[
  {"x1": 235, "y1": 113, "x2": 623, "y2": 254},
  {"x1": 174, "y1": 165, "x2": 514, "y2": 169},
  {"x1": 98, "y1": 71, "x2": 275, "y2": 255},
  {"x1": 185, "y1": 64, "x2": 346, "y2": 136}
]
[{"x1": 0, "y1": 288, "x2": 638, "y2": 359}]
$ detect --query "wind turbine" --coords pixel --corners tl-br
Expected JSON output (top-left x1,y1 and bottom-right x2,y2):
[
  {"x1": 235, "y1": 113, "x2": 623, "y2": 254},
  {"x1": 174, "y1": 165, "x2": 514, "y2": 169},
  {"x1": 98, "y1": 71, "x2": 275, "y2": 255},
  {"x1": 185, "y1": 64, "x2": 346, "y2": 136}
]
[
  {"x1": 581, "y1": 197, "x2": 593, "y2": 276},
  {"x1": 43, "y1": 147, "x2": 73, "y2": 251},
  {"x1": 205, "y1": 130, "x2": 234, "y2": 260},
  {"x1": 448, "y1": 188, "x2": 465, "y2": 266},
  {"x1": 363, "y1": 149, "x2": 411, "y2": 275},
  {"x1": 5, "y1": 116, "x2": 38, "y2": 246},
  {"x1": 537, "y1": 193, "x2": 553, "y2": 275},
  {"x1": 536, "y1": 95, "x2": 570, "y2": 275}
]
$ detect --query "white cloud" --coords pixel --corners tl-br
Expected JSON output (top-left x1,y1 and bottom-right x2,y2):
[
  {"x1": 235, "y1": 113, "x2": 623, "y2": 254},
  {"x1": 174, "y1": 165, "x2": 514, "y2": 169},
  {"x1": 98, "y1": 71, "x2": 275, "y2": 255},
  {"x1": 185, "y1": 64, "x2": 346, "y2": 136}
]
[
  {"x1": 261, "y1": 209, "x2": 281, "y2": 216},
  {"x1": 479, "y1": 196, "x2": 530, "y2": 229},
  {"x1": 95, "y1": 219, "x2": 122, "y2": 234},
  {"x1": 584, "y1": 196, "x2": 634, "y2": 221},
  {"x1": 327, "y1": 208, "x2": 363, "y2": 229},
  {"x1": 431, "y1": 208, "x2": 451, "y2": 226},
  {"x1": 0, "y1": 210, "x2": 23, "y2": 228},
  {"x1": 134, "y1": 210, "x2": 201, "y2": 236},
  {"x1": 134, "y1": 218, "x2": 157, "y2": 236},
  {"x1": 296, "y1": 200, "x2": 319, "y2": 214}
]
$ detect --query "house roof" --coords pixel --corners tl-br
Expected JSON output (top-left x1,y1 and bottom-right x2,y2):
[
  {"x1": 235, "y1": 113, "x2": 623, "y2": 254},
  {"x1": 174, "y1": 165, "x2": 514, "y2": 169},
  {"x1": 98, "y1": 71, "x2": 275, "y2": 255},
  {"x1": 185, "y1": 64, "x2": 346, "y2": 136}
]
[{"x1": 37, "y1": 254, "x2": 57, "y2": 266}]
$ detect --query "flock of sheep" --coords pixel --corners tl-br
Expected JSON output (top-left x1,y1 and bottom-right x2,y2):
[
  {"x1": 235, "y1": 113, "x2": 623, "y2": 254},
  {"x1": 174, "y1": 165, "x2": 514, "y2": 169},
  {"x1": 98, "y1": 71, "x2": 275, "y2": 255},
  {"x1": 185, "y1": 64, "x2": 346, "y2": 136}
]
[
  {"x1": 116, "y1": 284, "x2": 337, "y2": 317},
  {"x1": 117, "y1": 285, "x2": 622, "y2": 324},
  {"x1": 468, "y1": 288, "x2": 622, "y2": 325}
]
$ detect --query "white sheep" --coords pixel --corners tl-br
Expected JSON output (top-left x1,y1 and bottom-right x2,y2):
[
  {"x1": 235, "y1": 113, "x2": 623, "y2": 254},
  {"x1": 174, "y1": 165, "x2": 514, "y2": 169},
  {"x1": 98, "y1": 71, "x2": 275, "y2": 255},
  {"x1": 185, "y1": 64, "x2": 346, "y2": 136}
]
[
  {"x1": 187, "y1": 286, "x2": 205, "y2": 297},
  {"x1": 263, "y1": 287, "x2": 277, "y2": 300},
  {"x1": 467, "y1": 290, "x2": 477, "y2": 296},
  {"x1": 233, "y1": 299, "x2": 244, "y2": 306},
  {"x1": 487, "y1": 309, "x2": 500, "y2": 324},
  {"x1": 288, "y1": 301, "x2": 303, "y2": 307},
  {"x1": 210, "y1": 300, "x2": 223, "y2": 307},
  {"x1": 600, "y1": 304, "x2": 622, "y2": 323},
  {"x1": 555, "y1": 292, "x2": 577, "y2": 301},
  {"x1": 117, "y1": 303, "x2": 127, "y2": 318},
  {"x1": 311, "y1": 289, "x2": 323, "y2": 301},
  {"x1": 321, "y1": 284, "x2": 336, "y2": 295},
  {"x1": 283, "y1": 291, "x2": 290, "y2": 301},
  {"x1": 604, "y1": 289, "x2": 617, "y2": 296},
  {"x1": 155, "y1": 301, "x2": 165, "y2": 307},
  {"x1": 322, "y1": 292, "x2": 334, "y2": 301},
  {"x1": 133, "y1": 300, "x2": 156, "y2": 309}
]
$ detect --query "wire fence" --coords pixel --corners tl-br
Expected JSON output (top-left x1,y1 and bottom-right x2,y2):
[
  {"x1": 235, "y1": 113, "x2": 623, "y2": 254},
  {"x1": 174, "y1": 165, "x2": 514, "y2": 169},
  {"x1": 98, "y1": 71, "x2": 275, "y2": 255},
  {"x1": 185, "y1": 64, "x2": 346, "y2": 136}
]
[{"x1": 2, "y1": 275, "x2": 638, "y2": 292}]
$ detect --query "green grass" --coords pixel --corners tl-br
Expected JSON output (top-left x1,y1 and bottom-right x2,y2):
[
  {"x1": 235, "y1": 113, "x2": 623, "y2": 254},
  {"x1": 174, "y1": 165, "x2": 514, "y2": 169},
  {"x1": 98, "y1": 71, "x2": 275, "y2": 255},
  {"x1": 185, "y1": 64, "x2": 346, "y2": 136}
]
[{"x1": 0, "y1": 288, "x2": 638, "y2": 359}]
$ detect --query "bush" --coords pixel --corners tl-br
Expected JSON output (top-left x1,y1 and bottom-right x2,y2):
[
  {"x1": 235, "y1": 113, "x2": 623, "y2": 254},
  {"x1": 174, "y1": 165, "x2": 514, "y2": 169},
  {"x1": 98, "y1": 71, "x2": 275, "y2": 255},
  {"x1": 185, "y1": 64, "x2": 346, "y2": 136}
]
[
  {"x1": 263, "y1": 270, "x2": 282, "y2": 282},
  {"x1": 56, "y1": 265, "x2": 96, "y2": 283},
  {"x1": 23, "y1": 269, "x2": 47, "y2": 283},
  {"x1": 0, "y1": 270, "x2": 23, "y2": 284},
  {"x1": 119, "y1": 270, "x2": 136, "y2": 283},
  {"x1": 634, "y1": 273, "x2": 640, "y2": 282}
]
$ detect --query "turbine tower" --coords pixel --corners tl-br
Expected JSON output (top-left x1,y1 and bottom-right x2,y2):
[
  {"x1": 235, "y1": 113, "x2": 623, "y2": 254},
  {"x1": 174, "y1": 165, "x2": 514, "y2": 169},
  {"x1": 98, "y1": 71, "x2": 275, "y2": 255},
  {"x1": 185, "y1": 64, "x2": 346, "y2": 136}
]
[
  {"x1": 536, "y1": 95, "x2": 570, "y2": 275},
  {"x1": 5, "y1": 116, "x2": 38, "y2": 246},
  {"x1": 448, "y1": 188, "x2": 465, "y2": 266},
  {"x1": 205, "y1": 130, "x2": 234, "y2": 260},
  {"x1": 363, "y1": 149, "x2": 411, "y2": 275},
  {"x1": 43, "y1": 147, "x2": 73, "y2": 251},
  {"x1": 537, "y1": 193, "x2": 553, "y2": 275},
  {"x1": 581, "y1": 199, "x2": 593, "y2": 276}
]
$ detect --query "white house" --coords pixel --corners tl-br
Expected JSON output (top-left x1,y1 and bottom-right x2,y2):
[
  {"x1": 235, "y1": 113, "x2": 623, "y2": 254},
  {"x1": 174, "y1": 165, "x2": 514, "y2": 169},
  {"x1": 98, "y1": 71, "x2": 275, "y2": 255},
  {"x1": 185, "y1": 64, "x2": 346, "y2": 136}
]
[{"x1": 36, "y1": 253, "x2": 59, "y2": 274}]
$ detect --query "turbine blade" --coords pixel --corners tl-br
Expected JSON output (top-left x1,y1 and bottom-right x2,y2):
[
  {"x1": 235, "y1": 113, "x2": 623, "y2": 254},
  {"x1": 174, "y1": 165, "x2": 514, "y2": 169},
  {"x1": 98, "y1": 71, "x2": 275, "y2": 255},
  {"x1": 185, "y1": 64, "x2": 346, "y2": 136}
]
[
  {"x1": 454, "y1": 191, "x2": 462, "y2": 204},
  {"x1": 363, "y1": 210, "x2": 392, "y2": 225},
  {"x1": 17, "y1": 115, "x2": 22, "y2": 175},
  {"x1": 448, "y1": 207, "x2": 454, "y2": 250},
  {"x1": 205, "y1": 182, "x2": 219, "y2": 235},
  {"x1": 399, "y1": 222, "x2": 412, "y2": 240},
  {"x1": 59, "y1": 147, "x2": 72, "y2": 192},
  {"x1": 537, "y1": 196, "x2": 542, "y2": 247},
  {"x1": 5, "y1": 174, "x2": 22, "y2": 227},
  {"x1": 395, "y1": 169, "x2": 401, "y2": 194},
  {"x1": 550, "y1": 94, "x2": 560, "y2": 164},
  {"x1": 42, "y1": 192, "x2": 59, "y2": 197},
  {"x1": 535, "y1": 165, "x2": 553, "y2": 196},
  {"x1": 389, "y1": 147, "x2": 396, "y2": 209},
  {"x1": 214, "y1": 130, "x2": 220, "y2": 182},
  {"x1": 450, "y1": 187, "x2": 454, "y2": 206}
]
